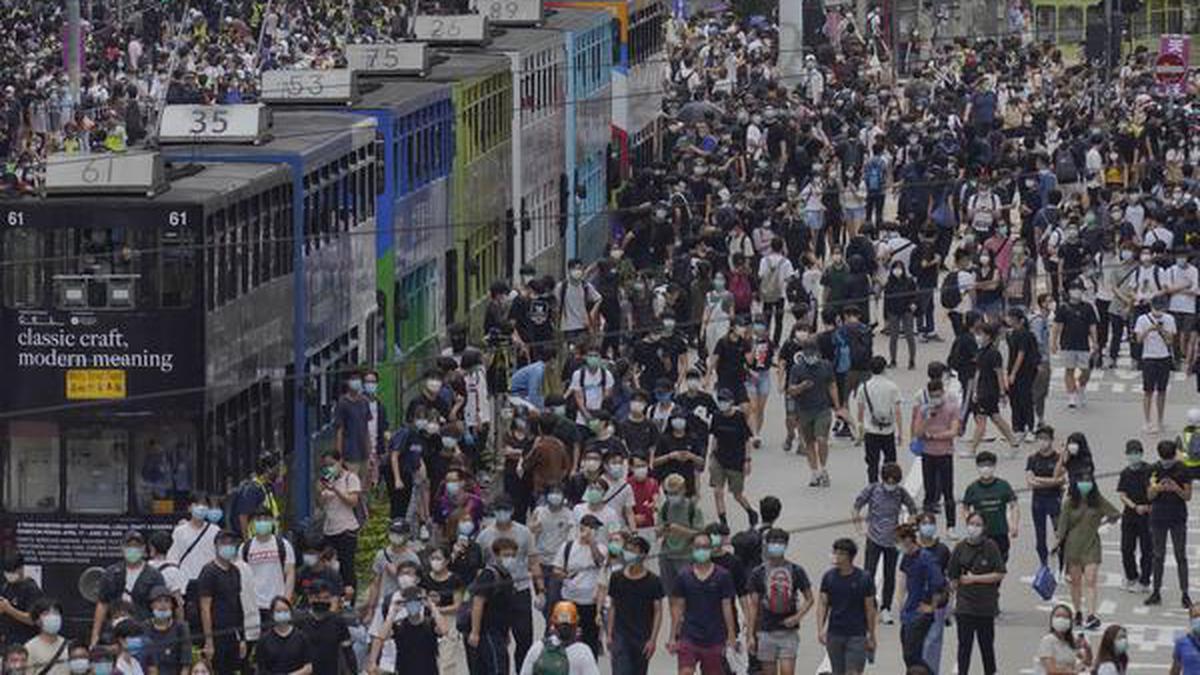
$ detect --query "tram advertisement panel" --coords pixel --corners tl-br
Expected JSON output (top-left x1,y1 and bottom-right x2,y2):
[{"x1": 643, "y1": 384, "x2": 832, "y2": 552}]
[{"x1": 3, "y1": 309, "x2": 204, "y2": 411}]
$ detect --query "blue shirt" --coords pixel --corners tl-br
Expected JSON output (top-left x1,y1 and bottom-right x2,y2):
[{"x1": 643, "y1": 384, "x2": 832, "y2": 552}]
[
  {"x1": 671, "y1": 565, "x2": 736, "y2": 646},
  {"x1": 510, "y1": 360, "x2": 546, "y2": 408},
  {"x1": 899, "y1": 548, "x2": 944, "y2": 625},
  {"x1": 1173, "y1": 633, "x2": 1200, "y2": 673}
]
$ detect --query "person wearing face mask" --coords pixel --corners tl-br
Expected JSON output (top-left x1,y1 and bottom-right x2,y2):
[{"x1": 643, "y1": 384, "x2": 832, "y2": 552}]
[
  {"x1": 366, "y1": 587, "x2": 447, "y2": 675},
  {"x1": 914, "y1": 513, "x2": 952, "y2": 673},
  {"x1": 23, "y1": 600, "x2": 68, "y2": 675},
  {"x1": 1035, "y1": 604, "x2": 1092, "y2": 675},
  {"x1": 362, "y1": 520, "x2": 421, "y2": 627},
  {"x1": 1117, "y1": 440, "x2": 1154, "y2": 595},
  {"x1": 1146, "y1": 439, "x2": 1192, "y2": 608},
  {"x1": 675, "y1": 368, "x2": 717, "y2": 427},
  {"x1": 89, "y1": 531, "x2": 166, "y2": 648},
  {"x1": 597, "y1": 451, "x2": 637, "y2": 531},
  {"x1": 973, "y1": 249, "x2": 1004, "y2": 322},
  {"x1": 567, "y1": 348, "x2": 615, "y2": 440},
  {"x1": 142, "y1": 586, "x2": 190, "y2": 675},
  {"x1": 530, "y1": 486, "x2": 574, "y2": 619},
  {"x1": 317, "y1": 449, "x2": 362, "y2": 596},
  {"x1": 229, "y1": 456, "x2": 283, "y2": 541},
  {"x1": 334, "y1": 370, "x2": 373, "y2": 487},
  {"x1": 703, "y1": 272, "x2": 736, "y2": 358},
  {"x1": 239, "y1": 509, "x2": 295, "y2": 633},
  {"x1": 816, "y1": 537, "x2": 877, "y2": 675},
  {"x1": 912, "y1": 378, "x2": 962, "y2": 538},
  {"x1": 946, "y1": 511, "x2": 1005, "y2": 675},
  {"x1": 851, "y1": 462, "x2": 918, "y2": 627},
  {"x1": 788, "y1": 336, "x2": 840, "y2": 487},
  {"x1": 167, "y1": 495, "x2": 218, "y2": 594},
  {"x1": 967, "y1": 323, "x2": 1021, "y2": 457},
  {"x1": 1166, "y1": 253, "x2": 1197, "y2": 363},
  {"x1": 519, "y1": 602, "x2": 600, "y2": 675},
  {"x1": 1171, "y1": 604, "x2": 1200, "y2": 672},
  {"x1": 112, "y1": 620, "x2": 148, "y2": 675},
  {"x1": 553, "y1": 516, "x2": 607, "y2": 657},
  {"x1": 1050, "y1": 281, "x2": 1099, "y2": 409},
  {"x1": 1025, "y1": 426, "x2": 1066, "y2": 567},
  {"x1": 252, "y1": 596, "x2": 312, "y2": 674},
  {"x1": 1091, "y1": 623, "x2": 1130, "y2": 674},
  {"x1": 744, "y1": 529, "x2": 814, "y2": 675},
  {"x1": 567, "y1": 448, "x2": 606, "y2": 504},
  {"x1": 960, "y1": 452, "x2": 1019, "y2": 563},
  {"x1": 197, "y1": 530, "x2": 254, "y2": 673},
  {"x1": 666, "y1": 532, "x2": 739, "y2": 675},
  {"x1": 1134, "y1": 296, "x2": 1177, "y2": 434},
  {"x1": 0, "y1": 551, "x2": 41, "y2": 649},
  {"x1": 708, "y1": 389, "x2": 760, "y2": 528},
  {"x1": 657, "y1": 474, "x2": 705, "y2": 596},
  {"x1": 571, "y1": 479, "x2": 622, "y2": 550},
  {"x1": 1004, "y1": 308, "x2": 1041, "y2": 442},
  {"x1": 627, "y1": 455, "x2": 660, "y2": 532},
  {"x1": 557, "y1": 259, "x2": 602, "y2": 342},
  {"x1": 882, "y1": 261, "x2": 918, "y2": 369},
  {"x1": 476, "y1": 496, "x2": 543, "y2": 669},
  {"x1": 618, "y1": 393, "x2": 660, "y2": 462},
  {"x1": 605, "y1": 537, "x2": 665, "y2": 675},
  {"x1": 653, "y1": 412, "x2": 705, "y2": 497},
  {"x1": 65, "y1": 643, "x2": 92, "y2": 675},
  {"x1": 409, "y1": 371, "x2": 453, "y2": 423},
  {"x1": 1054, "y1": 472, "x2": 1120, "y2": 631},
  {"x1": 894, "y1": 523, "x2": 945, "y2": 670},
  {"x1": 856, "y1": 356, "x2": 904, "y2": 484}
]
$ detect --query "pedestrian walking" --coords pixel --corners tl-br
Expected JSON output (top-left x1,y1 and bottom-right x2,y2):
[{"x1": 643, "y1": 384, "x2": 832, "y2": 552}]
[
  {"x1": 1117, "y1": 440, "x2": 1153, "y2": 594},
  {"x1": 947, "y1": 512, "x2": 1006, "y2": 675},
  {"x1": 816, "y1": 538, "x2": 878, "y2": 675},
  {"x1": 852, "y1": 463, "x2": 918, "y2": 625},
  {"x1": 1052, "y1": 472, "x2": 1120, "y2": 630}
]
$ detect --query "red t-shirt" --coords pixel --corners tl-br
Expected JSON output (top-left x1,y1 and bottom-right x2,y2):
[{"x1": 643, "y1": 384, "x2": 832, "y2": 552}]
[{"x1": 629, "y1": 476, "x2": 660, "y2": 528}]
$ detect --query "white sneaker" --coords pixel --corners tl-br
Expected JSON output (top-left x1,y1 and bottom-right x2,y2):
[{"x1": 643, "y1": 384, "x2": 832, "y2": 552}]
[
  {"x1": 1121, "y1": 578, "x2": 1135, "y2": 592},
  {"x1": 1067, "y1": 392, "x2": 1078, "y2": 408},
  {"x1": 1078, "y1": 389, "x2": 1088, "y2": 407},
  {"x1": 1138, "y1": 583, "x2": 1152, "y2": 594},
  {"x1": 1022, "y1": 431, "x2": 1035, "y2": 444},
  {"x1": 880, "y1": 609, "x2": 895, "y2": 625}
]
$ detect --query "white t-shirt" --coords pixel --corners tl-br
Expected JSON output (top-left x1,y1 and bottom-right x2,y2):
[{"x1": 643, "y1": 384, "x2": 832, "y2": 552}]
[
  {"x1": 570, "y1": 504, "x2": 621, "y2": 547},
  {"x1": 553, "y1": 538, "x2": 606, "y2": 606},
  {"x1": 882, "y1": 236, "x2": 916, "y2": 271},
  {"x1": 1169, "y1": 264, "x2": 1198, "y2": 314},
  {"x1": 602, "y1": 479, "x2": 636, "y2": 526},
  {"x1": 23, "y1": 635, "x2": 69, "y2": 675},
  {"x1": 1134, "y1": 311, "x2": 1176, "y2": 360},
  {"x1": 859, "y1": 376, "x2": 902, "y2": 435},
  {"x1": 149, "y1": 559, "x2": 188, "y2": 597},
  {"x1": 757, "y1": 253, "x2": 795, "y2": 299},
  {"x1": 321, "y1": 469, "x2": 363, "y2": 536},
  {"x1": 1034, "y1": 633, "x2": 1079, "y2": 675},
  {"x1": 1143, "y1": 226, "x2": 1174, "y2": 250},
  {"x1": 167, "y1": 520, "x2": 218, "y2": 582},
  {"x1": 519, "y1": 641, "x2": 601, "y2": 675},
  {"x1": 243, "y1": 536, "x2": 295, "y2": 609},
  {"x1": 955, "y1": 270, "x2": 976, "y2": 312},
  {"x1": 568, "y1": 367, "x2": 614, "y2": 424},
  {"x1": 531, "y1": 505, "x2": 574, "y2": 560}
]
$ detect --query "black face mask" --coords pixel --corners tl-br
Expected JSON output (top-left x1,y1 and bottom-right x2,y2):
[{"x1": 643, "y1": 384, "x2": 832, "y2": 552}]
[
  {"x1": 310, "y1": 601, "x2": 332, "y2": 614},
  {"x1": 554, "y1": 624, "x2": 576, "y2": 642}
]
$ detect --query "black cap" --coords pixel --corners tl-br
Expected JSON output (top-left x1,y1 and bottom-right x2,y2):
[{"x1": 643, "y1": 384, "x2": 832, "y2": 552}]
[
  {"x1": 388, "y1": 519, "x2": 411, "y2": 536},
  {"x1": 149, "y1": 585, "x2": 175, "y2": 604},
  {"x1": 123, "y1": 529, "x2": 145, "y2": 544},
  {"x1": 579, "y1": 514, "x2": 603, "y2": 530}
]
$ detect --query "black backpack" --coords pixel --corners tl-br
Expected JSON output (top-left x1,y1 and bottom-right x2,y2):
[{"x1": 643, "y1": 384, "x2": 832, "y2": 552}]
[
  {"x1": 939, "y1": 272, "x2": 962, "y2": 309},
  {"x1": 847, "y1": 324, "x2": 873, "y2": 370}
]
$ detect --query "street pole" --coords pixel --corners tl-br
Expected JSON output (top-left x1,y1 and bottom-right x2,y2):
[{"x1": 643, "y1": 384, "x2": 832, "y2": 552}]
[
  {"x1": 1103, "y1": 0, "x2": 1113, "y2": 81},
  {"x1": 67, "y1": 0, "x2": 82, "y2": 107}
]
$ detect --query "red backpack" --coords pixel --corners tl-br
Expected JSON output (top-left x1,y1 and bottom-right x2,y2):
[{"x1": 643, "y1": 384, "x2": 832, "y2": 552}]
[{"x1": 729, "y1": 271, "x2": 753, "y2": 314}]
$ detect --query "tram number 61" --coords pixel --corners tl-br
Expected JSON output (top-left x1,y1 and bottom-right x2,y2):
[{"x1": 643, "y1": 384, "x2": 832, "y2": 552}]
[
  {"x1": 5, "y1": 210, "x2": 25, "y2": 226},
  {"x1": 168, "y1": 211, "x2": 189, "y2": 227},
  {"x1": 81, "y1": 157, "x2": 115, "y2": 184}
]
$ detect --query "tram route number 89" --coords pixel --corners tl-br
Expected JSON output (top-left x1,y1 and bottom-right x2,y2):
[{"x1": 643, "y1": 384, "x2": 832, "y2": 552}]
[{"x1": 482, "y1": 1, "x2": 522, "y2": 19}]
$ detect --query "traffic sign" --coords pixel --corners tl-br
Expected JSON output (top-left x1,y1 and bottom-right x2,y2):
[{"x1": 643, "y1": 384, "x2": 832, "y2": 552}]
[{"x1": 1156, "y1": 34, "x2": 1191, "y2": 97}]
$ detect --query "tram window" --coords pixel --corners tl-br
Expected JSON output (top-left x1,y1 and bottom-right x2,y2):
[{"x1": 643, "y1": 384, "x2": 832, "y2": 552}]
[
  {"x1": 2, "y1": 228, "x2": 42, "y2": 308},
  {"x1": 4, "y1": 421, "x2": 60, "y2": 512},
  {"x1": 134, "y1": 425, "x2": 196, "y2": 514},
  {"x1": 66, "y1": 427, "x2": 128, "y2": 514},
  {"x1": 160, "y1": 235, "x2": 195, "y2": 308}
]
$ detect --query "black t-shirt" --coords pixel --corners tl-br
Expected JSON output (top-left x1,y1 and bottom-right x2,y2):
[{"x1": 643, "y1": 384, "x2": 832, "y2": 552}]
[
  {"x1": 619, "y1": 418, "x2": 659, "y2": 460},
  {"x1": 256, "y1": 628, "x2": 313, "y2": 674},
  {"x1": 710, "y1": 411, "x2": 753, "y2": 470},
  {"x1": 297, "y1": 566, "x2": 344, "y2": 601},
  {"x1": 0, "y1": 578, "x2": 41, "y2": 645},
  {"x1": 391, "y1": 620, "x2": 440, "y2": 674},
  {"x1": 1006, "y1": 328, "x2": 1040, "y2": 379},
  {"x1": 143, "y1": 620, "x2": 191, "y2": 675},
  {"x1": 1060, "y1": 242, "x2": 1087, "y2": 281},
  {"x1": 975, "y1": 345, "x2": 1003, "y2": 398},
  {"x1": 714, "y1": 335, "x2": 749, "y2": 385},
  {"x1": 748, "y1": 562, "x2": 811, "y2": 632},
  {"x1": 608, "y1": 570, "x2": 666, "y2": 642},
  {"x1": 1026, "y1": 452, "x2": 1062, "y2": 498},
  {"x1": 196, "y1": 561, "x2": 243, "y2": 630},
  {"x1": 297, "y1": 610, "x2": 352, "y2": 674},
  {"x1": 675, "y1": 391, "x2": 717, "y2": 426},
  {"x1": 423, "y1": 572, "x2": 466, "y2": 609},
  {"x1": 511, "y1": 293, "x2": 556, "y2": 344},
  {"x1": 819, "y1": 567, "x2": 876, "y2": 637},
  {"x1": 1117, "y1": 463, "x2": 1152, "y2": 516},
  {"x1": 469, "y1": 565, "x2": 513, "y2": 635},
  {"x1": 1150, "y1": 461, "x2": 1191, "y2": 524},
  {"x1": 632, "y1": 337, "x2": 672, "y2": 390},
  {"x1": 1054, "y1": 302, "x2": 1097, "y2": 351}
]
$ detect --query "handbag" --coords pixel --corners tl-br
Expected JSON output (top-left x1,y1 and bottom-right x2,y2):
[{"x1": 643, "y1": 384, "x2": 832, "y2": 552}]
[
  {"x1": 1031, "y1": 563, "x2": 1058, "y2": 601},
  {"x1": 909, "y1": 437, "x2": 925, "y2": 456}
]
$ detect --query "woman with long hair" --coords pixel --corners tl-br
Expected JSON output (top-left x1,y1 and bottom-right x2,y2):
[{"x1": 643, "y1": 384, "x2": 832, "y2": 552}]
[
  {"x1": 1055, "y1": 472, "x2": 1120, "y2": 630},
  {"x1": 1092, "y1": 624, "x2": 1130, "y2": 674},
  {"x1": 1035, "y1": 603, "x2": 1092, "y2": 674}
]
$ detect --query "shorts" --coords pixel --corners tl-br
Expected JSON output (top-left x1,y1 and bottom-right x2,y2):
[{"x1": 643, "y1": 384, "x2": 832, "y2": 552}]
[
  {"x1": 796, "y1": 409, "x2": 833, "y2": 446},
  {"x1": 1173, "y1": 312, "x2": 1196, "y2": 339},
  {"x1": 756, "y1": 630, "x2": 800, "y2": 662},
  {"x1": 1142, "y1": 356, "x2": 1172, "y2": 393},
  {"x1": 718, "y1": 379, "x2": 749, "y2": 404},
  {"x1": 826, "y1": 634, "x2": 868, "y2": 674},
  {"x1": 805, "y1": 209, "x2": 825, "y2": 230},
  {"x1": 844, "y1": 206, "x2": 866, "y2": 223},
  {"x1": 677, "y1": 639, "x2": 725, "y2": 673},
  {"x1": 973, "y1": 393, "x2": 1000, "y2": 416},
  {"x1": 709, "y1": 463, "x2": 746, "y2": 493},
  {"x1": 745, "y1": 370, "x2": 772, "y2": 397},
  {"x1": 1060, "y1": 350, "x2": 1092, "y2": 370}
]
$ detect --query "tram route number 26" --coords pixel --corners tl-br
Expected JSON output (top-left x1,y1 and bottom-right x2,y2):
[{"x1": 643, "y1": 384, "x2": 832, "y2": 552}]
[{"x1": 428, "y1": 18, "x2": 464, "y2": 38}]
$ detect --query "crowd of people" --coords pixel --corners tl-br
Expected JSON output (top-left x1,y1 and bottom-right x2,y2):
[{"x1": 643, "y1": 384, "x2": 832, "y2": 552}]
[{"x1": 2, "y1": 0, "x2": 1200, "y2": 674}]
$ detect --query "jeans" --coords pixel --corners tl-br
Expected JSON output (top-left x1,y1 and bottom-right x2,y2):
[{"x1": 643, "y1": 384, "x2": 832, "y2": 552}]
[
  {"x1": 866, "y1": 192, "x2": 885, "y2": 227},
  {"x1": 1121, "y1": 512, "x2": 1152, "y2": 586},
  {"x1": 1009, "y1": 373, "x2": 1035, "y2": 434},
  {"x1": 611, "y1": 632, "x2": 649, "y2": 675},
  {"x1": 1152, "y1": 519, "x2": 1189, "y2": 593},
  {"x1": 540, "y1": 563, "x2": 562, "y2": 623},
  {"x1": 922, "y1": 605, "x2": 948, "y2": 674},
  {"x1": 326, "y1": 529, "x2": 360, "y2": 592},
  {"x1": 955, "y1": 614, "x2": 997, "y2": 675},
  {"x1": 864, "y1": 539, "x2": 899, "y2": 611},
  {"x1": 578, "y1": 603, "x2": 601, "y2": 657},
  {"x1": 921, "y1": 454, "x2": 956, "y2": 528},
  {"x1": 211, "y1": 632, "x2": 243, "y2": 675},
  {"x1": 1031, "y1": 492, "x2": 1062, "y2": 567},
  {"x1": 917, "y1": 288, "x2": 936, "y2": 335},
  {"x1": 1109, "y1": 312, "x2": 1127, "y2": 361},
  {"x1": 886, "y1": 312, "x2": 916, "y2": 365},
  {"x1": 1032, "y1": 363, "x2": 1051, "y2": 424},
  {"x1": 763, "y1": 299, "x2": 786, "y2": 345},
  {"x1": 466, "y1": 631, "x2": 509, "y2": 675},
  {"x1": 1094, "y1": 299, "x2": 1110, "y2": 365},
  {"x1": 863, "y1": 432, "x2": 897, "y2": 484},
  {"x1": 509, "y1": 589, "x2": 534, "y2": 668},
  {"x1": 949, "y1": 311, "x2": 965, "y2": 337},
  {"x1": 901, "y1": 613, "x2": 934, "y2": 668}
]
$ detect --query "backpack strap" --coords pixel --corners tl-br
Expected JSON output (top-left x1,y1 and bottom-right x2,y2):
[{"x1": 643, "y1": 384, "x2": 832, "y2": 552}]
[
  {"x1": 177, "y1": 522, "x2": 211, "y2": 565},
  {"x1": 35, "y1": 639, "x2": 68, "y2": 675}
]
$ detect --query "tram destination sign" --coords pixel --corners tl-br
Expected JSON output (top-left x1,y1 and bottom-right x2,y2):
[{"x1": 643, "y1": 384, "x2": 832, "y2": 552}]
[
  {"x1": 470, "y1": 0, "x2": 544, "y2": 25},
  {"x1": 261, "y1": 69, "x2": 359, "y2": 104},
  {"x1": 412, "y1": 14, "x2": 490, "y2": 44},
  {"x1": 346, "y1": 43, "x2": 431, "y2": 76},
  {"x1": 158, "y1": 104, "x2": 273, "y2": 144}
]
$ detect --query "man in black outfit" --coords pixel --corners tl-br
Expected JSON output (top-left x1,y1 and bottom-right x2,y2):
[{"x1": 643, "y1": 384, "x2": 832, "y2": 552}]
[
  {"x1": 1145, "y1": 439, "x2": 1192, "y2": 608},
  {"x1": 467, "y1": 537, "x2": 517, "y2": 675},
  {"x1": 1004, "y1": 308, "x2": 1040, "y2": 442},
  {"x1": 198, "y1": 530, "x2": 246, "y2": 675},
  {"x1": 0, "y1": 552, "x2": 41, "y2": 648}
]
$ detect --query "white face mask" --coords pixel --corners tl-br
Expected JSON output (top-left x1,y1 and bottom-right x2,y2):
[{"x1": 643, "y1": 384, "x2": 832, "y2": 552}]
[
  {"x1": 966, "y1": 524, "x2": 984, "y2": 540},
  {"x1": 978, "y1": 465, "x2": 995, "y2": 479},
  {"x1": 1051, "y1": 616, "x2": 1073, "y2": 633}
]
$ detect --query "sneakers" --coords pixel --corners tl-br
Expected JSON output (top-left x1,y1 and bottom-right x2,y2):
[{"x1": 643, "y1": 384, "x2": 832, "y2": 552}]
[
  {"x1": 1084, "y1": 615, "x2": 1101, "y2": 630},
  {"x1": 1121, "y1": 578, "x2": 1136, "y2": 592},
  {"x1": 1074, "y1": 611, "x2": 1083, "y2": 628},
  {"x1": 1183, "y1": 593, "x2": 1193, "y2": 609},
  {"x1": 747, "y1": 508, "x2": 760, "y2": 528},
  {"x1": 1078, "y1": 389, "x2": 1088, "y2": 407},
  {"x1": 820, "y1": 472, "x2": 831, "y2": 488},
  {"x1": 1067, "y1": 392, "x2": 1078, "y2": 408},
  {"x1": 1138, "y1": 582, "x2": 1152, "y2": 594},
  {"x1": 1022, "y1": 431, "x2": 1035, "y2": 444},
  {"x1": 1145, "y1": 592, "x2": 1162, "y2": 606},
  {"x1": 809, "y1": 474, "x2": 822, "y2": 487},
  {"x1": 880, "y1": 609, "x2": 895, "y2": 625},
  {"x1": 1143, "y1": 422, "x2": 1160, "y2": 435}
]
